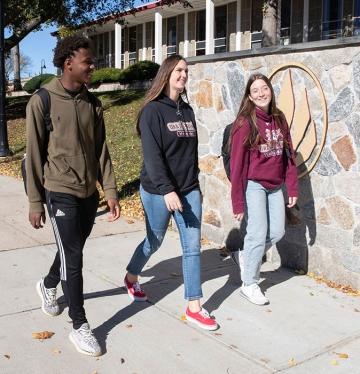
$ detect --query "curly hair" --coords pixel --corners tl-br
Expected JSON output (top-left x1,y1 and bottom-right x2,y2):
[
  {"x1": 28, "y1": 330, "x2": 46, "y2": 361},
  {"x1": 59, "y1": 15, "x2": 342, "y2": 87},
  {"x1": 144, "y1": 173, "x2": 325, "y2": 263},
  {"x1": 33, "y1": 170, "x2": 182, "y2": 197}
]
[{"x1": 53, "y1": 35, "x2": 92, "y2": 69}]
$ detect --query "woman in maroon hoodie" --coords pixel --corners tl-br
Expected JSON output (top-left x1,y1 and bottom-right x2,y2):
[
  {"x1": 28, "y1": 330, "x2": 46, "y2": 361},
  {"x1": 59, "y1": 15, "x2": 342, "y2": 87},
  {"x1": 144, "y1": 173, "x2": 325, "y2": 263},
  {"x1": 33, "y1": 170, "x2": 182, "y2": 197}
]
[{"x1": 230, "y1": 73, "x2": 298, "y2": 305}]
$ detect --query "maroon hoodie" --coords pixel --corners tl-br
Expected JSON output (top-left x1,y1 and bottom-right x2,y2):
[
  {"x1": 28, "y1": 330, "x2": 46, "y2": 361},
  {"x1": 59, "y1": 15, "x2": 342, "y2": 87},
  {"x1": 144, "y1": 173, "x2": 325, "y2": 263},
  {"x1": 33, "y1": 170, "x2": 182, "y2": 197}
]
[{"x1": 230, "y1": 107, "x2": 298, "y2": 214}]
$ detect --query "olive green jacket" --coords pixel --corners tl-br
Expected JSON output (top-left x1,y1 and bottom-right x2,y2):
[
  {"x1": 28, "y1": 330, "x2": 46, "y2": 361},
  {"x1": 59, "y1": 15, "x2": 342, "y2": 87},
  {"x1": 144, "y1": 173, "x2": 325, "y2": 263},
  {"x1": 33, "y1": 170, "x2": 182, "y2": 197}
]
[{"x1": 26, "y1": 78, "x2": 117, "y2": 213}]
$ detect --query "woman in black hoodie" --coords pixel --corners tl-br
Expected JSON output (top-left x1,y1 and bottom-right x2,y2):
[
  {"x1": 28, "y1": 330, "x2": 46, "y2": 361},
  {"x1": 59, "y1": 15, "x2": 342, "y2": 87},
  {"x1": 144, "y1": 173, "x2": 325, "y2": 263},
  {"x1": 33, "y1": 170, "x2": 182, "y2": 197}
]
[{"x1": 123, "y1": 55, "x2": 218, "y2": 331}]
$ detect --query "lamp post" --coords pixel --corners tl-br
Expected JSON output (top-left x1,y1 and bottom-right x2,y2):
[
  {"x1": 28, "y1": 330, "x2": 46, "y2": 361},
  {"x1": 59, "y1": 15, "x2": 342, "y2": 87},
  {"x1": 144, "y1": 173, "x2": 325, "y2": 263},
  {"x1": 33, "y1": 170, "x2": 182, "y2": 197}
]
[
  {"x1": 40, "y1": 59, "x2": 46, "y2": 75},
  {"x1": 0, "y1": 0, "x2": 10, "y2": 157}
]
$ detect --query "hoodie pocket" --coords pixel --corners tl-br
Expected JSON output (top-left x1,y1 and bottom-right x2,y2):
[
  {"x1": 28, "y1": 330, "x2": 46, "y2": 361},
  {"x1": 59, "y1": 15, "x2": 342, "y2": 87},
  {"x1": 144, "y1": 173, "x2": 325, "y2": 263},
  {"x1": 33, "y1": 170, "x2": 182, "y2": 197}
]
[{"x1": 61, "y1": 155, "x2": 86, "y2": 186}]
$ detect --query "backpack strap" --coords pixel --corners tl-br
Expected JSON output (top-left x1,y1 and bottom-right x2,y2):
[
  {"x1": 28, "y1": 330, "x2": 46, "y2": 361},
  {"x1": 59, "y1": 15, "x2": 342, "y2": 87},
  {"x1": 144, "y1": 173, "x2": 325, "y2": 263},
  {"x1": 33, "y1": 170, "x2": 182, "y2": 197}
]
[{"x1": 36, "y1": 88, "x2": 53, "y2": 132}]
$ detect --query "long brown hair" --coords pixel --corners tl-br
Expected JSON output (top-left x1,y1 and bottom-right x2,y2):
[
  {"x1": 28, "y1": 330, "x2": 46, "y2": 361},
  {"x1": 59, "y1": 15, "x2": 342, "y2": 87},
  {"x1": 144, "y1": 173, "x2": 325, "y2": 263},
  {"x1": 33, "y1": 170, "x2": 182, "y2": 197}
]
[
  {"x1": 136, "y1": 54, "x2": 187, "y2": 136},
  {"x1": 231, "y1": 73, "x2": 288, "y2": 149}
]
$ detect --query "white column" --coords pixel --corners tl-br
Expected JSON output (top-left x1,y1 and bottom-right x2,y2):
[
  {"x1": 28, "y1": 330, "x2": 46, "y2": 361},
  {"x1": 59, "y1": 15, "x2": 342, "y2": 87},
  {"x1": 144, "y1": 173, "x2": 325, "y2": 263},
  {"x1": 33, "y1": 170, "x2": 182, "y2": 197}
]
[
  {"x1": 235, "y1": 0, "x2": 241, "y2": 50},
  {"x1": 205, "y1": 0, "x2": 215, "y2": 55},
  {"x1": 142, "y1": 23, "x2": 147, "y2": 60},
  {"x1": 303, "y1": 0, "x2": 309, "y2": 42},
  {"x1": 184, "y1": 12, "x2": 189, "y2": 57},
  {"x1": 108, "y1": 31, "x2": 112, "y2": 67},
  {"x1": 155, "y1": 12, "x2": 163, "y2": 64},
  {"x1": 115, "y1": 22, "x2": 122, "y2": 69}
]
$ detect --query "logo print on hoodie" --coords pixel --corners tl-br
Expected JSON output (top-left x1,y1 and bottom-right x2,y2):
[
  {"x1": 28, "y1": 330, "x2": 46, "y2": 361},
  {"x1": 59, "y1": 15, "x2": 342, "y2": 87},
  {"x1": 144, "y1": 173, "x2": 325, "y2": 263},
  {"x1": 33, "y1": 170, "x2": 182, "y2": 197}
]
[
  {"x1": 167, "y1": 121, "x2": 196, "y2": 137},
  {"x1": 259, "y1": 128, "x2": 284, "y2": 157}
]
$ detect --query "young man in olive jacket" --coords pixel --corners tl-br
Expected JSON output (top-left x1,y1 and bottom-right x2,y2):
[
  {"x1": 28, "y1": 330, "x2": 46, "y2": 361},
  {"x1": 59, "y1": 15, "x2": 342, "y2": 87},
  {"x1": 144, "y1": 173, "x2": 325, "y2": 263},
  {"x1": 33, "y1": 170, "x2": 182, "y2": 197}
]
[{"x1": 26, "y1": 36, "x2": 120, "y2": 356}]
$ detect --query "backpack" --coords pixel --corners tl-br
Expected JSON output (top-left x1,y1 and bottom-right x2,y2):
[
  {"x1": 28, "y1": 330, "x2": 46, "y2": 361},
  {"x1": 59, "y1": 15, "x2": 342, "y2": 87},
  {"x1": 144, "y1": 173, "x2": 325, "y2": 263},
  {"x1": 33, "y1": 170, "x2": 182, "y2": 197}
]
[
  {"x1": 221, "y1": 123, "x2": 233, "y2": 181},
  {"x1": 221, "y1": 119, "x2": 293, "y2": 183},
  {"x1": 21, "y1": 88, "x2": 98, "y2": 195}
]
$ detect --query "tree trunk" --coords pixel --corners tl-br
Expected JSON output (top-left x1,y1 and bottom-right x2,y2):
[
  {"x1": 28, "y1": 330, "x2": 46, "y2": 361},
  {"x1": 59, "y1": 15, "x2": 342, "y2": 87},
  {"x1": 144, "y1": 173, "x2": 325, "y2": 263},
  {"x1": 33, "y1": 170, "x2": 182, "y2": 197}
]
[
  {"x1": 12, "y1": 44, "x2": 22, "y2": 91},
  {"x1": 262, "y1": 0, "x2": 279, "y2": 47}
]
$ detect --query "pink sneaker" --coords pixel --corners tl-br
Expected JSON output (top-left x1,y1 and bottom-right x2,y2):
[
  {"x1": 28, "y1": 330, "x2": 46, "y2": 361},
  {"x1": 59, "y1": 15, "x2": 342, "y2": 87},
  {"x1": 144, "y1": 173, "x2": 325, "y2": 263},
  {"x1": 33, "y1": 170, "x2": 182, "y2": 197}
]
[
  {"x1": 124, "y1": 276, "x2": 147, "y2": 301},
  {"x1": 185, "y1": 307, "x2": 218, "y2": 331}
]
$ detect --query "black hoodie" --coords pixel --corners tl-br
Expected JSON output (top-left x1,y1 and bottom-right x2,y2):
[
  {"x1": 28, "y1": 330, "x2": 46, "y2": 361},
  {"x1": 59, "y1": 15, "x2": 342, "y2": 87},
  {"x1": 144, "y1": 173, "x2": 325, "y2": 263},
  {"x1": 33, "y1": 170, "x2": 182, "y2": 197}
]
[{"x1": 139, "y1": 94, "x2": 199, "y2": 195}]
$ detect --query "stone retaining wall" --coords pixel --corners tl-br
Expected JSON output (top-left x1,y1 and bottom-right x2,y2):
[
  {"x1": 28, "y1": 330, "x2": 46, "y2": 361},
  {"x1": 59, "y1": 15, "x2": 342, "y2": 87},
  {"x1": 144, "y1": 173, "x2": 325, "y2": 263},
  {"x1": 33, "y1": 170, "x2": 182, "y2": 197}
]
[{"x1": 187, "y1": 42, "x2": 360, "y2": 289}]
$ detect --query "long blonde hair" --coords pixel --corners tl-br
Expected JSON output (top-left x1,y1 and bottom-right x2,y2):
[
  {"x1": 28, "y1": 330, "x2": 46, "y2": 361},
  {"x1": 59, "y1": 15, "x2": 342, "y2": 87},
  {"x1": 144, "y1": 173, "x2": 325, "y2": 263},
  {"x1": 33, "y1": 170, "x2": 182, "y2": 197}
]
[{"x1": 136, "y1": 54, "x2": 187, "y2": 136}]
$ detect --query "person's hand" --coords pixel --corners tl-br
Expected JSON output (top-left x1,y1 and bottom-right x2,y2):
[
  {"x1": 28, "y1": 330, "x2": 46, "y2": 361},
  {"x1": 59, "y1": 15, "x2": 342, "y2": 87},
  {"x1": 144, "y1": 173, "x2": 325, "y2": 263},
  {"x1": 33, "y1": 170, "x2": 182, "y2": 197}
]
[
  {"x1": 164, "y1": 192, "x2": 183, "y2": 212},
  {"x1": 29, "y1": 211, "x2": 46, "y2": 229},
  {"x1": 234, "y1": 213, "x2": 244, "y2": 221},
  {"x1": 107, "y1": 198, "x2": 121, "y2": 221},
  {"x1": 287, "y1": 197, "x2": 298, "y2": 208}
]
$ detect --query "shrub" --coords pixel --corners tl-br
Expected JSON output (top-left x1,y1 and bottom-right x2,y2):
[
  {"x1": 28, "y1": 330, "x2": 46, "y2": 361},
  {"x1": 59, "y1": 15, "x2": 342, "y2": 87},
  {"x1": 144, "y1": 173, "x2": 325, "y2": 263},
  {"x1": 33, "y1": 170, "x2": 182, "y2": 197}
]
[
  {"x1": 23, "y1": 74, "x2": 56, "y2": 93},
  {"x1": 40, "y1": 75, "x2": 56, "y2": 86},
  {"x1": 119, "y1": 60, "x2": 159, "y2": 85},
  {"x1": 91, "y1": 67, "x2": 123, "y2": 85}
]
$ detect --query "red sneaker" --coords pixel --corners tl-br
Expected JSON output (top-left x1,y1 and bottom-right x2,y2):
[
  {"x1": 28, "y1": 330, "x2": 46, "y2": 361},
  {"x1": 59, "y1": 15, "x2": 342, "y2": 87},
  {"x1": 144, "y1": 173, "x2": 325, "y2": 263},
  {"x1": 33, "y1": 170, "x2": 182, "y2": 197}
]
[
  {"x1": 124, "y1": 276, "x2": 147, "y2": 301},
  {"x1": 185, "y1": 307, "x2": 218, "y2": 331}
]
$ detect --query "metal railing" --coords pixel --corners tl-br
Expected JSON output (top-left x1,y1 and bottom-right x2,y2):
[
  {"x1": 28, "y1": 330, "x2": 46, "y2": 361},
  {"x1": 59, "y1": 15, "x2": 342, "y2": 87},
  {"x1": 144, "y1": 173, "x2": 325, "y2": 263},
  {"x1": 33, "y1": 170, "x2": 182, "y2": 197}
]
[
  {"x1": 129, "y1": 51, "x2": 137, "y2": 65},
  {"x1": 196, "y1": 40, "x2": 206, "y2": 55},
  {"x1": 214, "y1": 37, "x2": 227, "y2": 53},
  {"x1": 167, "y1": 45, "x2": 177, "y2": 56}
]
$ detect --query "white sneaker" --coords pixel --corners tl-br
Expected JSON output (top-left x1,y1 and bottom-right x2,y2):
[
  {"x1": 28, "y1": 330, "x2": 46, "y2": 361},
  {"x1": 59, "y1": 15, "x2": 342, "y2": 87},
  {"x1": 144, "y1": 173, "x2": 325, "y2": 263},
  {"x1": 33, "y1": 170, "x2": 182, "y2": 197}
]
[
  {"x1": 240, "y1": 284, "x2": 269, "y2": 305},
  {"x1": 36, "y1": 278, "x2": 60, "y2": 317},
  {"x1": 69, "y1": 323, "x2": 102, "y2": 357}
]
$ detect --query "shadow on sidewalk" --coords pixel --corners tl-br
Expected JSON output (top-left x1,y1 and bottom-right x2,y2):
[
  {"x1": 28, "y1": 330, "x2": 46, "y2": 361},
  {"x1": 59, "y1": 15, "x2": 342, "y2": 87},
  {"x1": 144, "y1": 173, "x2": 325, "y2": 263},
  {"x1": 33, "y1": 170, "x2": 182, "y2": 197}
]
[{"x1": 86, "y1": 248, "x2": 294, "y2": 354}]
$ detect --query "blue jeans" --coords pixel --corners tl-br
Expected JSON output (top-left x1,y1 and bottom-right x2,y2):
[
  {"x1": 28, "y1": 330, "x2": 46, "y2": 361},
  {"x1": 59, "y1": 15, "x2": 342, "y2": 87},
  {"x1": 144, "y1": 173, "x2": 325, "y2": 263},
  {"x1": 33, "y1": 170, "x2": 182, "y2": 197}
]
[
  {"x1": 126, "y1": 185, "x2": 203, "y2": 300},
  {"x1": 242, "y1": 180, "x2": 285, "y2": 286}
]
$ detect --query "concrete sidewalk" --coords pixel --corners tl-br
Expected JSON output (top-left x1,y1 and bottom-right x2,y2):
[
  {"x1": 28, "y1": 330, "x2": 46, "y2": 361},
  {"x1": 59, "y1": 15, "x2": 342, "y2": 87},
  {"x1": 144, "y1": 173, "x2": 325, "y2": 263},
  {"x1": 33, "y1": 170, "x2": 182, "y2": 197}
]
[{"x1": 0, "y1": 175, "x2": 359, "y2": 374}]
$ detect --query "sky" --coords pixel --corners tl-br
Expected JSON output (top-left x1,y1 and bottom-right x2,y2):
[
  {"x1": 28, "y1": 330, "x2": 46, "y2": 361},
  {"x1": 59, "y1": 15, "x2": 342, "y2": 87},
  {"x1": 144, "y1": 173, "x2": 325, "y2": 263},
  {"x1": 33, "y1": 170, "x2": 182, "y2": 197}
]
[{"x1": 19, "y1": 25, "x2": 58, "y2": 78}]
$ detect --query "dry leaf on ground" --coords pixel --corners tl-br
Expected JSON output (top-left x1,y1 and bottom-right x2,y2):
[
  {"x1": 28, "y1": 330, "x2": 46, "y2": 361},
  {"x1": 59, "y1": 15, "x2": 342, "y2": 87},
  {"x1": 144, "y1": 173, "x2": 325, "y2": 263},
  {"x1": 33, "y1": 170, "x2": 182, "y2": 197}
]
[
  {"x1": 4, "y1": 354, "x2": 10, "y2": 359},
  {"x1": 334, "y1": 352, "x2": 349, "y2": 359},
  {"x1": 180, "y1": 314, "x2": 186, "y2": 321},
  {"x1": 121, "y1": 358, "x2": 125, "y2": 364},
  {"x1": 32, "y1": 331, "x2": 55, "y2": 340},
  {"x1": 52, "y1": 348, "x2": 61, "y2": 354},
  {"x1": 288, "y1": 358, "x2": 297, "y2": 367},
  {"x1": 126, "y1": 324, "x2": 133, "y2": 329}
]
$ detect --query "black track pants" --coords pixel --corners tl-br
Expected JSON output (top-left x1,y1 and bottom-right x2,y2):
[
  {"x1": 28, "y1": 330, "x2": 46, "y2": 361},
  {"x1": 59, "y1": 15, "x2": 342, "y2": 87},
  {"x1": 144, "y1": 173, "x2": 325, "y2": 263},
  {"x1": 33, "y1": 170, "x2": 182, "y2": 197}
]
[{"x1": 44, "y1": 189, "x2": 99, "y2": 329}]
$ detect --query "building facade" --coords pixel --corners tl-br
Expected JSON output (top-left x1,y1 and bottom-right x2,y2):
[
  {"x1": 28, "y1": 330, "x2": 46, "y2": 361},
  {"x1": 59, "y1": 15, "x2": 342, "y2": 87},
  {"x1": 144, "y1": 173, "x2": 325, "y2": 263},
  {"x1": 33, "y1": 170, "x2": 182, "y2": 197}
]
[{"x1": 85, "y1": 0, "x2": 360, "y2": 69}]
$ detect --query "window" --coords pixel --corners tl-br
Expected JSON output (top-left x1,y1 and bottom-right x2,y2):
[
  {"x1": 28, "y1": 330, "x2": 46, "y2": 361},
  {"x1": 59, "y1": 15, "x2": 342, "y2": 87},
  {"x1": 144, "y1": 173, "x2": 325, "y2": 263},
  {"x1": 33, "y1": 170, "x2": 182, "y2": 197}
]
[
  {"x1": 196, "y1": 10, "x2": 206, "y2": 55},
  {"x1": 251, "y1": 0, "x2": 263, "y2": 49},
  {"x1": 215, "y1": 5, "x2": 227, "y2": 53},
  {"x1": 167, "y1": 17, "x2": 177, "y2": 46},
  {"x1": 129, "y1": 26, "x2": 137, "y2": 52},
  {"x1": 280, "y1": 0, "x2": 291, "y2": 45}
]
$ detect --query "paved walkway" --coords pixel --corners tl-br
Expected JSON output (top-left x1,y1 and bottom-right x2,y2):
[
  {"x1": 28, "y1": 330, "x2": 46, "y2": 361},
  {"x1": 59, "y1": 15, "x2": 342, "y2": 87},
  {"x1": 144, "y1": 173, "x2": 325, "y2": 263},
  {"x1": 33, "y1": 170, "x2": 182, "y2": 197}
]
[{"x1": 0, "y1": 175, "x2": 359, "y2": 374}]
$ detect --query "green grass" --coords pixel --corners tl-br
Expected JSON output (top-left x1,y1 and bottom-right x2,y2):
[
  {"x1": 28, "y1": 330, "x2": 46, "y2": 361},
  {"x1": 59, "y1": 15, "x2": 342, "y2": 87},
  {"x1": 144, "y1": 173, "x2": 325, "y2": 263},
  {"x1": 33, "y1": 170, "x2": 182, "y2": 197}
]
[{"x1": 0, "y1": 90, "x2": 145, "y2": 201}]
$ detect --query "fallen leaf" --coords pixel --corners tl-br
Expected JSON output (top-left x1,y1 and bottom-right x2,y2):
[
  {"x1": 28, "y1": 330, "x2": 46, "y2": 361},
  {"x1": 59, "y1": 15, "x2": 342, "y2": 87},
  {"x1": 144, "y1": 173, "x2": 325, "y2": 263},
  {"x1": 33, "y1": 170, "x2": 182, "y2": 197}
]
[
  {"x1": 180, "y1": 314, "x2": 186, "y2": 321},
  {"x1": 330, "y1": 359, "x2": 339, "y2": 366},
  {"x1": 126, "y1": 219, "x2": 135, "y2": 224},
  {"x1": 126, "y1": 324, "x2": 133, "y2": 329},
  {"x1": 200, "y1": 238, "x2": 211, "y2": 246},
  {"x1": 121, "y1": 358, "x2": 125, "y2": 364},
  {"x1": 288, "y1": 358, "x2": 297, "y2": 367},
  {"x1": 4, "y1": 354, "x2": 10, "y2": 359},
  {"x1": 265, "y1": 309, "x2": 272, "y2": 313},
  {"x1": 354, "y1": 308, "x2": 360, "y2": 312},
  {"x1": 32, "y1": 331, "x2": 55, "y2": 340},
  {"x1": 295, "y1": 269, "x2": 306, "y2": 275},
  {"x1": 52, "y1": 348, "x2": 61, "y2": 354},
  {"x1": 334, "y1": 352, "x2": 349, "y2": 359}
]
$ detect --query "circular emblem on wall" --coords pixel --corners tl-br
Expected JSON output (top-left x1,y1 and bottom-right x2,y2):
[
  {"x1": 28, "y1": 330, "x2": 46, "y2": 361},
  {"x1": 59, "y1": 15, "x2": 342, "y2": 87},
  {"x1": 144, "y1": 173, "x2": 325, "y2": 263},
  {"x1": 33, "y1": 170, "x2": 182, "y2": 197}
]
[{"x1": 269, "y1": 62, "x2": 328, "y2": 178}]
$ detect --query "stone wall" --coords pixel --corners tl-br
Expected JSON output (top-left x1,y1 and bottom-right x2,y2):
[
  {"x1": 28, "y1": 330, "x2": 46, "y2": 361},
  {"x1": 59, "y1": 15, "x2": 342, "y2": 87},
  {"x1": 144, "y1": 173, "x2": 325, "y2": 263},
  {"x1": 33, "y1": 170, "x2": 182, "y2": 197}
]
[{"x1": 187, "y1": 42, "x2": 360, "y2": 289}]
